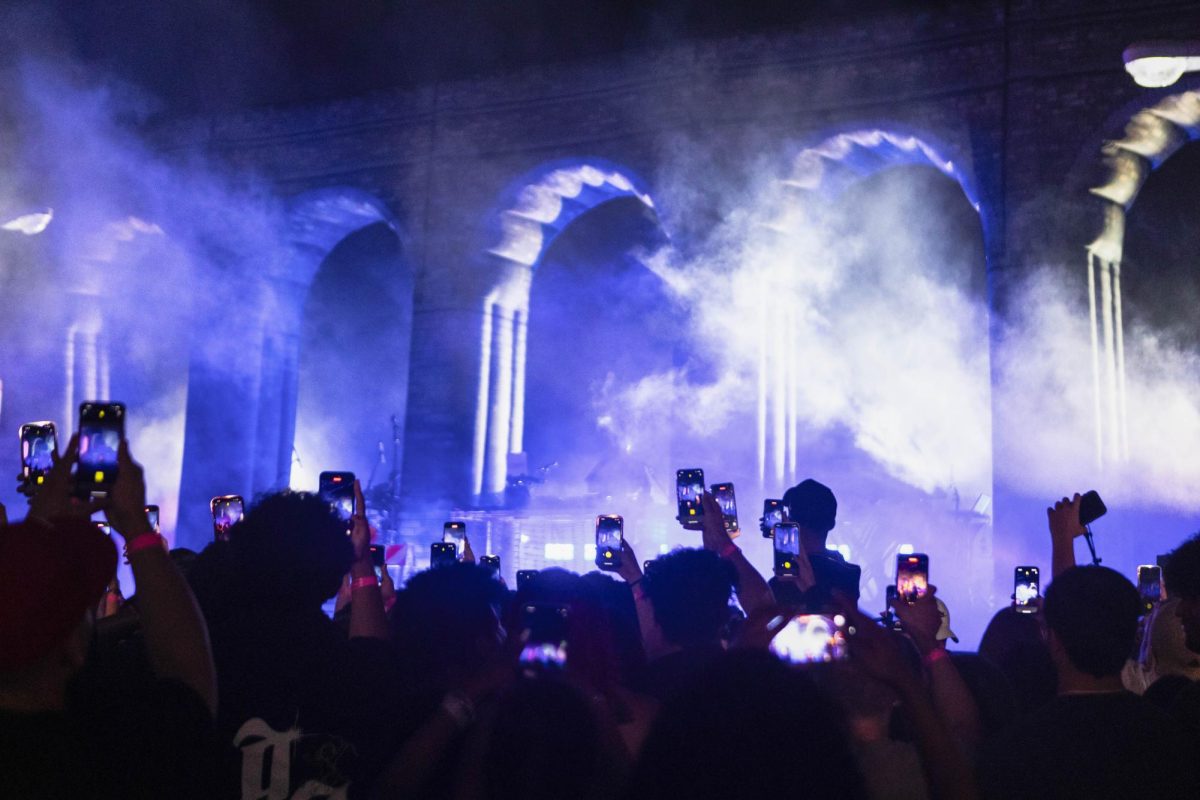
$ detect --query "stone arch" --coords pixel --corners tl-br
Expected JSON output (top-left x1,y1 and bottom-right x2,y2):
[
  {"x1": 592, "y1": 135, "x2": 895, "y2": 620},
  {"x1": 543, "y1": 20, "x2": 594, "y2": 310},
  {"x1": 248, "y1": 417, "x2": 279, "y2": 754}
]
[
  {"x1": 472, "y1": 159, "x2": 660, "y2": 502},
  {"x1": 764, "y1": 128, "x2": 991, "y2": 490},
  {"x1": 1085, "y1": 89, "x2": 1200, "y2": 468},
  {"x1": 177, "y1": 186, "x2": 407, "y2": 546}
]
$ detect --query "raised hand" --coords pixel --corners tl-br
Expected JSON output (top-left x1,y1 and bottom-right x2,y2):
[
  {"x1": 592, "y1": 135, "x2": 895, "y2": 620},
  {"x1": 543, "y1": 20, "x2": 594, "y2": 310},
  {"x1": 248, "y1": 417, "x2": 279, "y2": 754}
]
[
  {"x1": 892, "y1": 585, "x2": 942, "y2": 656},
  {"x1": 28, "y1": 434, "x2": 94, "y2": 522},
  {"x1": 1047, "y1": 494, "x2": 1086, "y2": 543},
  {"x1": 699, "y1": 492, "x2": 733, "y2": 553},
  {"x1": 460, "y1": 534, "x2": 476, "y2": 564},
  {"x1": 616, "y1": 537, "x2": 643, "y2": 584},
  {"x1": 349, "y1": 479, "x2": 371, "y2": 564},
  {"x1": 103, "y1": 440, "x2": 151, "y2": 538}
]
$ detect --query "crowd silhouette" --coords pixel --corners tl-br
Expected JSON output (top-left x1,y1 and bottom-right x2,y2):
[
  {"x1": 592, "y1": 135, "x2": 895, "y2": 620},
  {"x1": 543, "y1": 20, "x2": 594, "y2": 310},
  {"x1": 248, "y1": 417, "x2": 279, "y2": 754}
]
[{"x1": 3, "y1": 422, "x2": 1200, "y2": 799}]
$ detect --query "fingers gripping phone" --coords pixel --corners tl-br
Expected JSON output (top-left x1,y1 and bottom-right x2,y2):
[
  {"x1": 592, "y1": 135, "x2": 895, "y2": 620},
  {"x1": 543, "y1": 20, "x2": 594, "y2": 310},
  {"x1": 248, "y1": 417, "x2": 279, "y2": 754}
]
[
  {"x1": 595, "y1": 515, "x2": 623, "y2": 570},
  {"x1": 318, "y1": 471, "x2": 356, "y2": 524},
  {"x1": 1079, "y1": 490, "x2": 1107, "y2": 526},
  {"x1": 1014, "y1": 566, "x2": 1040, "y2": 613},
  {"x1": 20, "y1": 421, "x2": 57, "y2": 491},
  {"x1": 145, "y1": 505, "x2": 161, "y2": 534},
  {"x1": 896, "y1": 554, "x2": 929, "y2": 603},
  {"x1": 76, "y1": 403, "x2": 124, "y2": 496},
  {"x1": 431, "y1": 542, "x2": 457, "y2": 568},
  {"x1": 210, "y1": 495, "x2": 244, "y2": 542},
  {"x1": 774, "y1": 522, "x2": 801, "y2": 576},
  {"x1": 711, "y1": 482, "x2": 740, "y2": 537},
  {"x1": 761, "y1": 498, "x2": 786, "y2": 538},
  {"x1": 676, "y1": 468, "x2": 704, "y2": 522}
]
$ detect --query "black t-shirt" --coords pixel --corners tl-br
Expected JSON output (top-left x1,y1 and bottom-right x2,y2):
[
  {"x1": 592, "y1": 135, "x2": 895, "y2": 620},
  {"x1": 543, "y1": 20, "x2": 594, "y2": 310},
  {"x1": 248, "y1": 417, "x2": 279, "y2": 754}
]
[
  {"x1": 770, "y1": 551, "x2": 862, "y2": 611},
  {"x1": 0, "y1": 676, "x2": 224, "y2": 799},
  {"x1": 634, "y1": 644, "x2": 725, "y2": 703},
  {"x1": 978, "y1": 691, "x2": 1200, "y2": 799},
  {"x1": 210, "y1": 606, "x2": 405, "y2": 800}
]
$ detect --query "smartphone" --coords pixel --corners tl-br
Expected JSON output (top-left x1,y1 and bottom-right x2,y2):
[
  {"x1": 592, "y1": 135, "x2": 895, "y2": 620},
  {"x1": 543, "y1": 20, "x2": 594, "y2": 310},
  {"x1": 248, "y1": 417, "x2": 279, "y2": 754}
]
[
  {"x1": 431, "y1": 541, "x2": 457, "y2": 568},
  {"x1": 643, "y1": 560, "x2": 652, "y2": 573},
  {"x1": 95, "y1": 521, "x2": 112, "y2": 537},
  {"x1": 210, "y1": 495, "x2": 244, "y2": 542},
  {"x1": 1014, "y1": 566, "x2": 1040, "y2": 613},
  {"x1": 769, "y1": 613, "x2": 849, "y2": 664},
  {"x1": 145, "y1": 505, "x2": 161, "y2": 535},
  {"x1": 318, "y1": 471, "x2": 356, "y2": 523},
  {"x1": 676, "y1": 468, "x2": 704, "y2": 522},
  {"x1": 896, "y1": 553, "x2": 929, "y2": 603},
  {"x1": 481, "y1": 554, "x2": 501, "y2": 575},
  {"x1": 76, "y1": 403, "x2": 124, "y2": 495},
  {"x1": 19, "y1": 421, "x2": 57, "y2": 489},
  {"x1": 1079, "y1": 490, "x2": 1107, "y2": 527},
  {"x1": 443, "y1": 521, "x2": 467, "y2": 548},
  {"x1": 1137, "y1": 565, "x2": 1162, "y2": 613},
  {"x1": 711, "y1": 483, "x2": 740, "y2": 536},
  {"x1": 369, "y1": 544, "x2": 386, "y2": 580},
  {"x1": 774, "y1": 522, "x2": 801, "y2": 576},
  {"x1": 519, "y1": 603, "x2": 569, "y2": 673},
  {"x1": 885, "y1": 584, "x2": 899, "y2": 610},
  {"x1": 761, "y1": 498, "x2": 785, "y2": 538},
  {"x1": 516, "y1": 569, "x2": 539, "y2": 590},
  {"x1": 595, "y1": 515, "x2": 624, "y2": 570}
]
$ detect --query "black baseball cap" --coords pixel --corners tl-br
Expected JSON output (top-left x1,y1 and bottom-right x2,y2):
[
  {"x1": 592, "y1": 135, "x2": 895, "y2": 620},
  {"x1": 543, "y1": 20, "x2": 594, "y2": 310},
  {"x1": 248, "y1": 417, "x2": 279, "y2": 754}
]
[{"x1": 782, "y1": 479, "x2": 837, "y2": 533}]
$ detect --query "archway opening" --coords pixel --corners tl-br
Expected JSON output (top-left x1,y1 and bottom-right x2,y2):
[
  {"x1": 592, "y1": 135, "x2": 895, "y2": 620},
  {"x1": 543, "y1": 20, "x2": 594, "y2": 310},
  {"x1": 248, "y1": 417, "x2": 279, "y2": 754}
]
[
  {"x1": 522, "y1": 195, "x2": 676, "y2": 503},
  {"x1": 291, "y1": 221, "x2": 413, "y2": 492}
]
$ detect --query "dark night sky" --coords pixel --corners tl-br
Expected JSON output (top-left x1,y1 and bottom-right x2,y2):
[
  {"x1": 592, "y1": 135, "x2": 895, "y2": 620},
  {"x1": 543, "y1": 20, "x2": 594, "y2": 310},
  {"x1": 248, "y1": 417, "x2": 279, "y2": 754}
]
[{"x1": 0, "y1": 0, "x2": 967, "y2": 115}]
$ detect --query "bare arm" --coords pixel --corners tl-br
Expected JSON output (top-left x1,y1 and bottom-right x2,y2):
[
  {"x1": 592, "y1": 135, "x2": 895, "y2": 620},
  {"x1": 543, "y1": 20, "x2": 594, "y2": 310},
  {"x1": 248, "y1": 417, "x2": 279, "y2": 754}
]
[
  {"x1": 106, "y1": 441, "x2": 217, "y2": 716},
  {"x1": 616, "y1": 539, "x2": 667, "y2": 660},
  {"x1": 699, "y1": 492, "x2": 774, "y2": 615},
  {"x1": 348, "y1": 479, "x2": 388, "y2": 640}
]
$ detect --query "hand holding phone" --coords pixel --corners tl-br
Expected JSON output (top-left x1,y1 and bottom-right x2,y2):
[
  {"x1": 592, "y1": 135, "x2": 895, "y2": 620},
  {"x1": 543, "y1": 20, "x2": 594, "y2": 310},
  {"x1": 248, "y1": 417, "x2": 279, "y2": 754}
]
[
  {"x1": 1137, "y1": 565, "x2": 1162, "y2": 614},
  {"x1": 431, "y1": 542, "x2": 457, "y2": 568},
  {"x1": 769, "y1": 613, "x2": 850, "y2": 664},
  {"x1": 318, "y1": 471, "x2": 355, "y2": 525},
  {"x1": 760, "y1": 499, "x2": 786, "y2": 538},
  {"x1": 595, "y1": 515, "x2": 624, "y2": 571},
  {"x1": 896, "y1": 554, "x2": 929, "y2": 603},
  {"x1": 75, "y1": 403, "x2": 125, "y2": 496},
  {"x1": 711, "y1": 483, "x2": 739, "y2": 536}
]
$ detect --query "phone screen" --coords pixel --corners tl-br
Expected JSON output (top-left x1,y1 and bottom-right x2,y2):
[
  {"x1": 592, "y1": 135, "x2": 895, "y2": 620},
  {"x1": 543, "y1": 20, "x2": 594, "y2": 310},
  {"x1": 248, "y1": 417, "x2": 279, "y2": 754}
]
[
  {"x1": 595, "y1": 515, "x2": 623, "y2": 569},
  {"x1": 1137, "y1": 565, "x2": 1162, "y2": 610},
  {"x1": 211, "y1": 495, "x2": 244, "y2": 541},
  {"x1": 431, "y1": 542, "x2": 457, "y2": 567},
  {"x1": 318, "y1": 471, "x2": 356, "y2": 523},
  {"x1": 145, "y1": 505, "x2": 161, "y2": 534},
  {"x1": 896, "y1": 554, "x2": 929, "y2": 602},
  {"x1": 20, "y1": 422, "x2": 57, "y2": 486},
  {"x1": 761, "y1": 499, "x2": 785, "y2": 537},
  {"x1": 519, "y1": 603, "x2": 569, "y2": 673},
  {"x1": 443, "y1": 521, "x2": 467, "y2": 547},
  {"x1": 676, "y1": 468, "x2": 704, "y2": 521},
  {"x1": 774, "y1": 522, "x2": 801, "y2": 575},
  {"x1": 77, "y1": 403, "x2": 124, "y2": 490},
  {"x1": 1014, "y1": 566, "x2": 1039, "y2": 611},
  {"x1": 370, "y1": 544, "x2": 386, "y2": 579},
  {"x1": 770, "y1": 613, "x2": 849, "y2": 664},
  {"x1": 712, "y1": 483, "x2": 739, "y2": 536}
]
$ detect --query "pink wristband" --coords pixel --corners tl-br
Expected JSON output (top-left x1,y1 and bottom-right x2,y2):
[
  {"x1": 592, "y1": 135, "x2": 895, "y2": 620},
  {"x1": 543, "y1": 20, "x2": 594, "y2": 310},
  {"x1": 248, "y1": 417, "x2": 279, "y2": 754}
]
[
  {"x1": 922, "y1": 647, "x2": 951, "y2": 666},
  {"x1": 719, "y1": 541, "x2": 740, "y2": 559},
  {"x1": 350, "y1": 575, "x2": 378, "y2": 591},
  {"x1": 125, "y1": 533, "x2": 164, "y2": 556}
]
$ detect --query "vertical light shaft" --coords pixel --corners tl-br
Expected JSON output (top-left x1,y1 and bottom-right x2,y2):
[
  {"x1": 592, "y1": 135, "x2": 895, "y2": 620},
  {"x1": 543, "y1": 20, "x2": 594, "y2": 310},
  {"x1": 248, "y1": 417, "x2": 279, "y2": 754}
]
[
  {"x1": 509, "y1": 310, "x2": 528, "y2": 455},
  {"x1": 485, "y1": 305, "x2": 514, "y2": 496},
  {"x1": 1098, "y1": 260, "x2": 1120, "y2": 465},
  {"x1": 1112, "y1": 261, "x2": 1129, "y2": 460},
  {"x1": 471, "y1": 302, "x2": 495, "y2": 497},
  {"x1": 1086, "y1": 253, "x2": 1103, "y2": 468}
]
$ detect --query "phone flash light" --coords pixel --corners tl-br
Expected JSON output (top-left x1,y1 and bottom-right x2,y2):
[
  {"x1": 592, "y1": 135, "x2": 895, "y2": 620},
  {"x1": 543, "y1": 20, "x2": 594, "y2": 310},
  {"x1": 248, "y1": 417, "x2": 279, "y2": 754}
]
[
  {"x1": 36, "y1": 475, "x2": 44, "y2": 484},
  {"x1": 94, "y1": 471, "x2": 104, "y2": 482},
  {"x1": 604, "y1": 550, "x2": 613, "y2": 558},
  {"x1": 783, "y1": 560, "x2": 793, "y2": 569},
  {"x1": 98, "y1": 410, "x2": 105, "y2": 418},
  {"x1": 907, "y1": 557, "x2": 919, "y2": 563},
  {"x1": 332, "y1": 476, "x2": 343, "y2": 483},
  {"x1": 689, "y1": 509, "x2": 697, "y2": 516}
]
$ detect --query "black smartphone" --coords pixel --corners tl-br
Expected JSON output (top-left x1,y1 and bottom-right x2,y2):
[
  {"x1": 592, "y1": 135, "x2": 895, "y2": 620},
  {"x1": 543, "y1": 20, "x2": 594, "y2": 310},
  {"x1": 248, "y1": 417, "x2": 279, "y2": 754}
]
[
  {"x1": 1014, "y1": 566, "x2": 1040, "y2": 613},
  {"x1": 595, "y1": 514, "x2": 623, "y2": 570},
  {"x1": 481, "y1": 554, "x2": 501, "y2": 575},
  {"x1": 519, "y1": 603, "x2": 569, "y2": 674},
  {"x1": 761, "y1": 498, "x2": 786, "y2": 538},
  {"x1": 896, "y1": 553, "x2": 929, "y2": 603},
  {"x1": 676, "y1": 468, "x2": 704, "y2": 522},
  {"x1": 19, "y1": 421, "x2": 56, "y2": 490},
  {"x1": 443, "y1": 521, "x2": 467, "y2": 548},
  {"x1": 1137, "y1": 565, "x2": 1162, "y2": 613},
  {"x1": 145, "y1": 505, "x2": 160, "y2": 534},
  {"x1": 1079, "y1": 490, "x2": 1107, "y2": 527},
  {"x1": 516, "y1": 569, "x2": 539, "y2": 590},
  {"x1": 76, "y1": 402, "x2": 125, "y2": 495},
  {"x1": 711, "y1": 482, "x2": 740, "y2": 537},
  {"x1": 885, "y1": 584, "x2": 899, "y2": 610},
  {"x1": 431, "y1": 541, "x2": 457, "y2": 568},
  {"x1": 774, "y1": 522, "x2": 801, "y2": 576},
  {"x1": 643, "y1": 559, "x2": 652, "y2": 573},
  {"x1": 369, "y1": 544, "x2": 386, "y2": 580},
  {"x1": 211, "y1": 495, "x2": 244, "y2": 542},
  {"x1": 769, "y1": 613, "x2": 850, "y2": 664},
  {"x1": 318, "y1": 471, "x2": 356, "y2": 523}
]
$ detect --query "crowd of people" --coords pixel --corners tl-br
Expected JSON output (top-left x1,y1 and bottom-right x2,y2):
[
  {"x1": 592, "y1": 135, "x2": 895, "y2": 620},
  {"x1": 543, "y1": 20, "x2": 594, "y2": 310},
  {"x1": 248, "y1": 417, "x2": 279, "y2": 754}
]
[{"x1": 3, "y1": 434, "x2": 1200, "y2": 799}]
